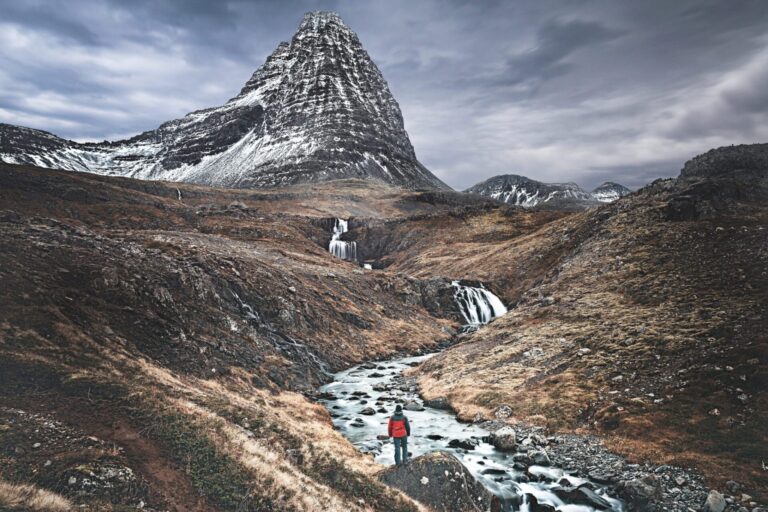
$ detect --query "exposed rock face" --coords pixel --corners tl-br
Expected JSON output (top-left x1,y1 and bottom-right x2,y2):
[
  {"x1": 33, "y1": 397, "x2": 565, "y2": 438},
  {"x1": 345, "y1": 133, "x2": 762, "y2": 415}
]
[
  {"x1": 378, "y1": 451, "x2": 497, "y2": 512},
  {"x1": 680, "y1": 143, "x2": 768, "y2": 179},
  {"x1": 0, "y1": 12, "x2": 448, "y2": 191},
  {"x1": 465, "y1": 174, "x2": 629, "y2": 209}
]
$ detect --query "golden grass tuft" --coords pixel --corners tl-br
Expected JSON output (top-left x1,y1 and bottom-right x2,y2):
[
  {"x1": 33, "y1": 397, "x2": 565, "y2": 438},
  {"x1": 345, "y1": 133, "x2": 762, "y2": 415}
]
[{"x1": 0, "y1": 481, "x2": 72, "y2": 512}]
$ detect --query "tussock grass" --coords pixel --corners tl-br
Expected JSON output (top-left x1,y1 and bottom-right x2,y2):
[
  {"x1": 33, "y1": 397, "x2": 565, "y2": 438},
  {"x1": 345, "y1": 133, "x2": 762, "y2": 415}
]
[{"x1": 0, "y1": 481, "x2": 72, "y2": 512}]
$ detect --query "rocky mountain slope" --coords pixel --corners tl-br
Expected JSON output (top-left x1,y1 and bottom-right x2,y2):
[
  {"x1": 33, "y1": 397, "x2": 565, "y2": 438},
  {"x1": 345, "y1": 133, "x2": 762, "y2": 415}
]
[
  {"x1": 0, "y1": 162, "x2": 468, "y2": 511},
  {"x1": 0, "y1": 12, "x2": 447, "y2": 191},
  {"x1": 465, "y1": 174, "x2": 630, "y2": 209},
  {"x1": 414, "y1": 144, "x2": 768, "y2": 503}
]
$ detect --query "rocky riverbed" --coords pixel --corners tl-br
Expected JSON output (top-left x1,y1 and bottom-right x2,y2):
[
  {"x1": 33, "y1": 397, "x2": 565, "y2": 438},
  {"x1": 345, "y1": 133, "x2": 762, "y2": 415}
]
[{"x1": 319, "y1": 354, "x2": 765, "y2": 512}]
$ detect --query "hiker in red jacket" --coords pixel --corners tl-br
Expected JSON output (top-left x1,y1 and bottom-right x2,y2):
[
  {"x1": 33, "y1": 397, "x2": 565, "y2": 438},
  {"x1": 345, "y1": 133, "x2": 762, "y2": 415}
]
[{"x1": 388, "y1": 404, "x2": 411, "y2": 465}]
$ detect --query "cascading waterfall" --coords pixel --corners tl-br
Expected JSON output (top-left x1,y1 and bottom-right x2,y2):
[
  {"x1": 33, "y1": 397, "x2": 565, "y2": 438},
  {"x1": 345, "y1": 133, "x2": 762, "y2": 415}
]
[
  {"x1": 328, "y1": 218, "x2": 357, "y2": 261},
  {"x1": 452, "y1": 280, "x2": 507, "y2": 325}
]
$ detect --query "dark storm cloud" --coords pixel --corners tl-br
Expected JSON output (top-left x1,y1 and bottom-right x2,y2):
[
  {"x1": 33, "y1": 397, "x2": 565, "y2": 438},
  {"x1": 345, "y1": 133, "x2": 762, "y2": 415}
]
[
  {"x1": 500, "y1": 19, "x2": 622, "y2": 88},
  {"x1": 1, "y1": 0, "x2": 767, "y2": 190}
]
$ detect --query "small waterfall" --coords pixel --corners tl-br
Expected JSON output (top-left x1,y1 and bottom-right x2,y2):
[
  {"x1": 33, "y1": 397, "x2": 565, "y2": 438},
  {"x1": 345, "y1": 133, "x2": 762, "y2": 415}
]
[
  {"x1": 451, "y1": 281, "x2": 507, "y2": 325},
  {"x1": 329, "y1": 218, "x2": 357, "y2": 262}
]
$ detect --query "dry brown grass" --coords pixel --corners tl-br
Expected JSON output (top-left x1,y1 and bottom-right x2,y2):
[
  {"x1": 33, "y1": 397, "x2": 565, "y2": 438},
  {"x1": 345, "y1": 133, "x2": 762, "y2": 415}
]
[{"x1": 0, "y1": 481, "x2": 72, "y2": 512}]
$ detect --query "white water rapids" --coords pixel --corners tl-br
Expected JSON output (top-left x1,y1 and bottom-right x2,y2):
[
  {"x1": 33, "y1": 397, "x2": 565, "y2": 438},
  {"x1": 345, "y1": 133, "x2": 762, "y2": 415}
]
[
  {"x1": 452, "y1": 281, "x2": 508, "y2": 325},
  {"x1": 320, "y1": 355, "x2": 623, "y2": 512},
  {"x1": 328, "y1": 218, "x2": 357, "y2": 261}
]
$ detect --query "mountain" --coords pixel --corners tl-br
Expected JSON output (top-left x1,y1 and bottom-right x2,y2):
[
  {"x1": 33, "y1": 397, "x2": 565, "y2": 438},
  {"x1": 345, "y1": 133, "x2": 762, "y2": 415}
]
[
  {"x1": 0, "y1": 12, "x2": 448, "y2": 191},
  {"x1": 464, "y1": 174, "x2": 597, "y2": 209},
  {"x1": 465, "y1": 174, "x2": 631, "y2": 208},
  {"x1": 591, "y1": 181, "x2": 631, "y2": 202}
]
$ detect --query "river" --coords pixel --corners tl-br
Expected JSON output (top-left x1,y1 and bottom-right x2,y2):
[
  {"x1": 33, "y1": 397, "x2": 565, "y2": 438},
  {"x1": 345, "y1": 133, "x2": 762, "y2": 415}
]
[{"x1": 319, "y1": 353, "x2": 624, "y2": 512}]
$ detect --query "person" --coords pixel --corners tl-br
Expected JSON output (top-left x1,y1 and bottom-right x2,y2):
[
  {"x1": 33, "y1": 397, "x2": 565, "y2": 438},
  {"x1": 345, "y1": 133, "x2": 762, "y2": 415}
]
[{"x1": 388, "y1": 404, "x2": 410, "y2": 465}]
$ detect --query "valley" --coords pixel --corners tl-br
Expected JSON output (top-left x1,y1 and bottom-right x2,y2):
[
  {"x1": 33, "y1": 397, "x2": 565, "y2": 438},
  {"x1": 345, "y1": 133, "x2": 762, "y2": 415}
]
[
  {"x1": 1, "y1": 141, "x2": 766, "y2": 512},
  {"x1": 0, "y1": 7, "x2": 765, "y2": 512}
]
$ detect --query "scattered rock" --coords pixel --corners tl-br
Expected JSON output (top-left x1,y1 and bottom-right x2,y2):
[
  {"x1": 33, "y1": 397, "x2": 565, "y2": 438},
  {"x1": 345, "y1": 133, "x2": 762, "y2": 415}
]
[
  {"x1": 403, "y1": 400, "x2": 424, "y2": 411},
  {"x1": 423, "y1": 397, "x2": 451, "y2": 410},
  {"x1": 448, "y1": 439, "x2": 478, "y2": 451},
  {"x1": 530, "y1": 450, "x2": 551, "y2": 466},
  {"x1": 589, "y1": 469, "x2": 617, "y2": 484},
  {"x1": 554, "y1": 486, "x2": 612, "y2": 510},
  {"x1": 489, "y1": 426, "x2": 517, "y2": 451},
  {"x1": 703, "y1": 490, "x2": 726, "y2": 512},
  {"x1": 619, "y1": 474, "x2": 662, "y2": 511},
  {"x1": 494, "y1": 404, "x2": 513, "y2": 419}
]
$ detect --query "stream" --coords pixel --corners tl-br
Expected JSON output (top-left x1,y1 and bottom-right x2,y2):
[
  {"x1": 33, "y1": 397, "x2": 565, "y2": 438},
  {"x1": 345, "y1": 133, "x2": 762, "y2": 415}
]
[{"x1": 319, "y1": 354, "x2": 624, "y2": 511}]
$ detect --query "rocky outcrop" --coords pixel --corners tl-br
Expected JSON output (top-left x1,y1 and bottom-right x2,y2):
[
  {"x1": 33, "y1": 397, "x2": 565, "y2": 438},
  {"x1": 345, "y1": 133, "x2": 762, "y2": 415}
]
[
  {"x1": 663, "y1": 144, "x2": 768, "y2": 221},
  {"x1": 0, "y1": 12, "x2": 448, "y2": 191},
  {"x1": 378, "y1": 451, "x2": 497, "y2": 512},
  {"x1": 680, "y1": 143, "x2": 768, "y2": 180}
]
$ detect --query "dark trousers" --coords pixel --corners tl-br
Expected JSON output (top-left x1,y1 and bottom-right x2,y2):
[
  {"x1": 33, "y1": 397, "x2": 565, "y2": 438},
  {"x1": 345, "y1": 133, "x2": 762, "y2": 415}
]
[{"x1": 394, "y1": 436, "x2": 408, "y2": 465}]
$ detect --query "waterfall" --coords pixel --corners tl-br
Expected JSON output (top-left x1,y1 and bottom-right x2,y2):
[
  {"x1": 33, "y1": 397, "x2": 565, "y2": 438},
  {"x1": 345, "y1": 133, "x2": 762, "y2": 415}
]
[
  {"x1": 451, "y1": 281, "x2": 507, "y2": 325},
  {"x1": 329, "y1": 218, "x2": 357, "y2": 262}
]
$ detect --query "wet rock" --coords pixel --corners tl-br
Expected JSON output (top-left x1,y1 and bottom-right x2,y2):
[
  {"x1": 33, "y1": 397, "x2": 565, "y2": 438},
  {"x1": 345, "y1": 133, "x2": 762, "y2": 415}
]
[
  {"x1": 489, "y1": 426, "x2": 517, "y2": 451},
  {"x1": 403, "y1": 400, "x2": 424, "y2": 411},
  {"x1": 360, "y1": 407, "x2": 376, "y2": 415},
  {"x1": 553, "y1": 486, "x2": 612, "y2": 510},
  {"x1": 530, "y1": 450, "x2": 551, "y2": 466},
  {"x1": 379, "y1": 451, "x2": 496, "y2": 512},
  {"x1": 448, "y1": 438, "x2": 478, "y2": 451},
  {"x1": 426, "y1": 434, "x2": 444, "y2": 441},
  {"x1": 512, "y1": 453, "x2": 533, "y2": 466},
  {"x1": 423, "y1": 397, "x2": 451, "y2": 410},
  {"x1": 703, "y1": 490, "x2": 726, "y2": 512},
  {"x1": 525, "y1": 494, "x2": 557, "y2": 511}
]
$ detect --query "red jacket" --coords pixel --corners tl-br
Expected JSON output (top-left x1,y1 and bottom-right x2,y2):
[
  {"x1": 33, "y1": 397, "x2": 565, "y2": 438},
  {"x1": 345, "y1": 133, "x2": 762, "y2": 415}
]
[{"x1": 388, "y1": 413, "x2": 410, "y2": 438}]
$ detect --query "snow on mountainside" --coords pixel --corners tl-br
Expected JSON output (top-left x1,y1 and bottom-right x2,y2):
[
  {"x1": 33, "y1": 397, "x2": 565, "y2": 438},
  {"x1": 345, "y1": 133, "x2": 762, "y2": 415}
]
[
  {"x1": 0, "y1": 12, "x2": 448, "y2": 191},
  {"x1": 465, "y1": 174, "x2": 630, "y2": 209},
  {"x1": 591, "y1": 181, "x2": 631, "y2": 202}
]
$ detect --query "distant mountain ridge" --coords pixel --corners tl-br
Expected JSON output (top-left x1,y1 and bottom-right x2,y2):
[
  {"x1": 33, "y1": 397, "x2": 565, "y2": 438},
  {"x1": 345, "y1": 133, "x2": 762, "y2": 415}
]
[
  {"x1": 465, "y1": 174, "x2": 630, "y2": 208},
  {"x1": 0, "y1": 11, "x2": 448, "y2": 191}
]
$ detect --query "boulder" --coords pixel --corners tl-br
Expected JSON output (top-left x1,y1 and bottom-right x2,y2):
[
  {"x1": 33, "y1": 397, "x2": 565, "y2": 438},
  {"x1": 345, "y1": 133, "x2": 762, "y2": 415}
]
[
  {"x1": 530, "y1": 450, "x2": 551, "y2": 466},
  {"x1": 489, "y1": 426, "x2": 517, "y2": 451},
  {"x1": 360, "y1": 407, "x2": 376, "y2": 415},
  {"x1": 494, "y1": 404, "x2": 513, "y2": 418},
  {"x1": 379, "y1": 451, "x2": 497, "y2": 512},
  {"x1": 404, "y1": 400, "x2": 424, "y2": 411},
  {"x1": 424, "y1": 397, "x2": 452, "y2": 410},
  {"x1": 448, "y1": 438, "x2": 478, "y2": 451},
  {"x1": 619, "y1": 474, "x2": 662, "y2": 511},
  {"x1": 703, "y1": 490, "x2": 726, "y2": 512},
  {"x1": 553, "y1": 485, "x2": 611, "y2": 510}
]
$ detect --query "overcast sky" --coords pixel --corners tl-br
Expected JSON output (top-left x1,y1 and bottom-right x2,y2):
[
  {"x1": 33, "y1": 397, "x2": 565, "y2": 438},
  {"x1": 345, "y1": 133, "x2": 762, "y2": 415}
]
[{"x1": 1, "y1": 0, "x2": 767, "y2": 190}]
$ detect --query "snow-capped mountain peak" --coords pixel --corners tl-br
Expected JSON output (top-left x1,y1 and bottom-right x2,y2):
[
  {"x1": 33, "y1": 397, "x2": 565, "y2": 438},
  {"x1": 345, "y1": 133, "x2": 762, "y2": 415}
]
[
  {"x1": 0, "y1": 11, "x2": 448, "y2": 191},
  {"x1": 465, "y1": 174, "x2": 630, "y2": 209},
  {"x1": 591, "y1": 182, "x2": 632, "y2": 202}
]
